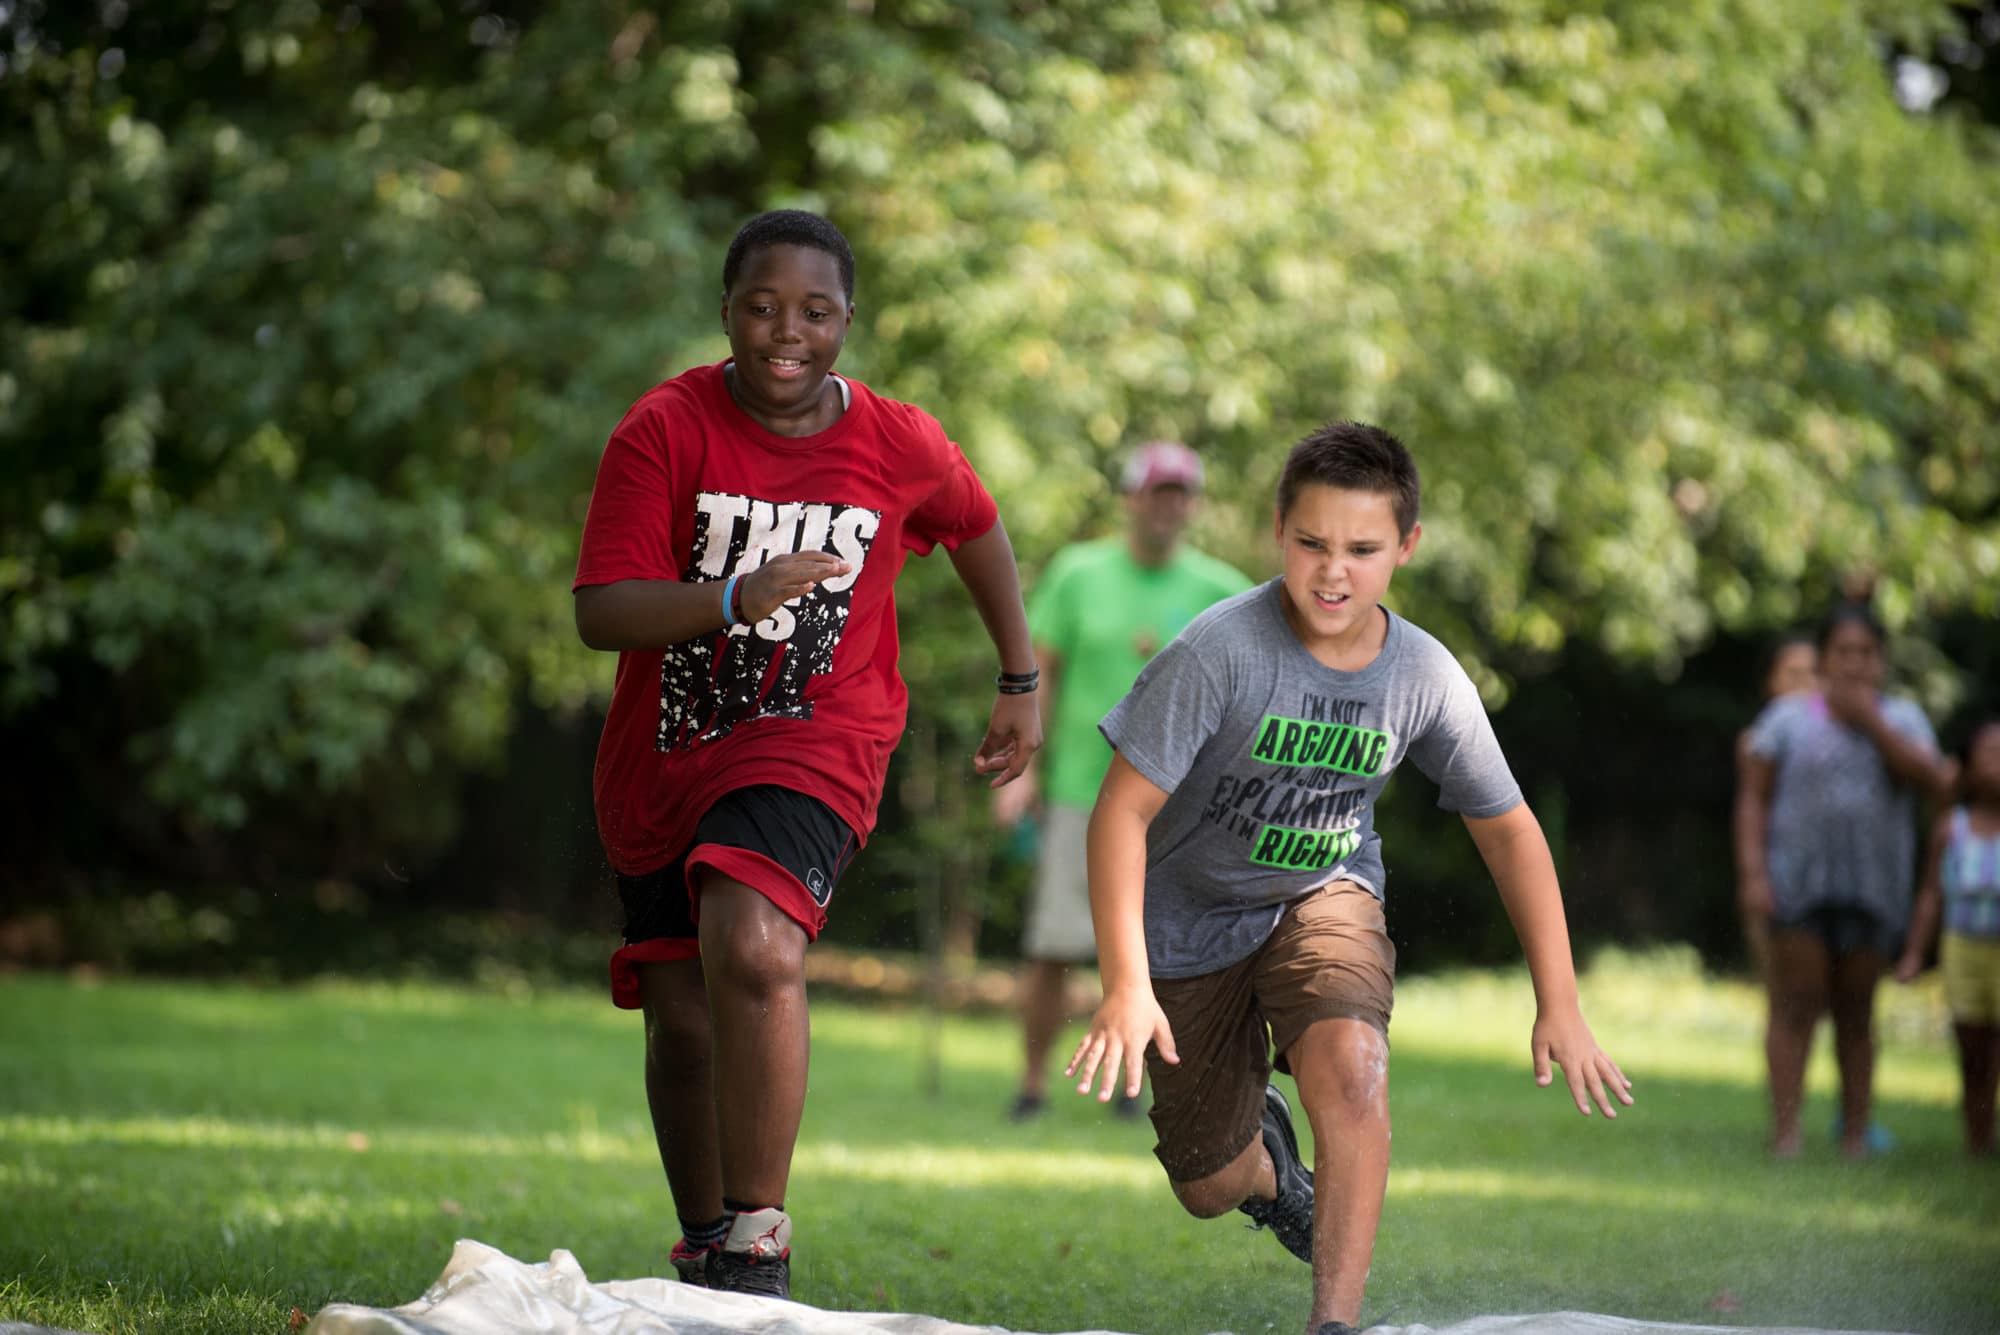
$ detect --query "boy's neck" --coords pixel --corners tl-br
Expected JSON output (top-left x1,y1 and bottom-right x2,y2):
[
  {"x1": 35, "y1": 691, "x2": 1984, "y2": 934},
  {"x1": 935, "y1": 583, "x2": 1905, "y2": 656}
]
[{"x1": 1281, "y1": 595, "x2": 1391, "y2": 672}]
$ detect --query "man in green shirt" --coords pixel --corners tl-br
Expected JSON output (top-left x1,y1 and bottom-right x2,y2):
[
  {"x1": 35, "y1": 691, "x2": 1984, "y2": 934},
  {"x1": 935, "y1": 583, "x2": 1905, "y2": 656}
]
[{"x1": 998, "y1": 441, "x2": 1253, "y2": 1118}]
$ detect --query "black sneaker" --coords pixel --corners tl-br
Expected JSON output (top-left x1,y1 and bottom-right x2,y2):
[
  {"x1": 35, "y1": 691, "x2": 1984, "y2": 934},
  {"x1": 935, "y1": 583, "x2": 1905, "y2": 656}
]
[
  {"x1": 709, "y1": 1207, "x2": 792, "y2": 1301},
  {"x1": 1239, "y1": 1083, "x2": 1314, "y2": 1263},
  {"x1": 1007, "y1": 1091, "x2": 1046, "y2": 1121},
  {"x1": 1314, "y1": 1324, "x2": 1362, "y2": 1335}
]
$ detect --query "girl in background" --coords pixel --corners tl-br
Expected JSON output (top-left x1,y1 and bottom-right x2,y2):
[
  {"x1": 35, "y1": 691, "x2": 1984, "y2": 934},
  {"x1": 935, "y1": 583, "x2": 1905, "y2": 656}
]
[
  {"x1": 1897, "y1": 717, "x2": 2000, "y2": 1156},
  {"x1": 1735, "y1": 633, "x2": 1819, "y2": 975},
  {"x1": 1735, "y1": 604, "x2": 1950, "y2": 1158}
]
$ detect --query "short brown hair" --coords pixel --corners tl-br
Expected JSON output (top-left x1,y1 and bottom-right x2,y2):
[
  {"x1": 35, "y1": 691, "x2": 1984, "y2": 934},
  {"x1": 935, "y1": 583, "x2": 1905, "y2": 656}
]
[{"x1": 1276, "y1": 422, "x2": 1420, "y2": 536}]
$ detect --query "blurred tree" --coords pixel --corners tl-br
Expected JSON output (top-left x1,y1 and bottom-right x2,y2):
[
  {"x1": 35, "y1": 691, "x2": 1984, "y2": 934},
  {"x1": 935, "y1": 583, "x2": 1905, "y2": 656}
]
[
  {"x1": 2, "y1": 2, "x2": 754, "y2": 880},
  {"x1": 1893, "y1": 2, "x2": 2000, "y2": 122},
  {"x1": 3, "y1": 1, "x2": 1995, "y2": 961}
]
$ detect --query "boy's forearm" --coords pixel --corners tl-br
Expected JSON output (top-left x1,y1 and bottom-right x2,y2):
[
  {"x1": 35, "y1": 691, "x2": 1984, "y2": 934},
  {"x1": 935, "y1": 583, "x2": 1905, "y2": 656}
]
[
  {"x1": 574, "y1": 578, "x2": 726, "y2": 650},
  {"x1": 1471, "y1": 806, "x2": 1581, "y2": 1012},
  {"x1": 947, "y1": 521, "x2": 1036, "y2": 674},
  {"x1": 1086, "y1": 801, "x2": 1153, "y2": 994}
]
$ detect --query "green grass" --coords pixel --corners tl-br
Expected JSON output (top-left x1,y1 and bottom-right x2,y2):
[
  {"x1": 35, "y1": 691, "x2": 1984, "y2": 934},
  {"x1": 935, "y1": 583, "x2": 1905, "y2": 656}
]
[{"x1": 1, "y1": 950, "x2": 1993, "y2": 1335}]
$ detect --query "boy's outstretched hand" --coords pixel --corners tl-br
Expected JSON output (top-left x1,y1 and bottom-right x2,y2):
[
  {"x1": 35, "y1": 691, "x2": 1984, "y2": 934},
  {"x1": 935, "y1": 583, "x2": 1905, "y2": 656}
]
[
  {"x1": 1067, "y1": 986, "x2": 1179, "y2": 1102},
  {"x1": 973, "y1": 691, "x2": 1044, "y2": 789},
  {"x1": 1532, "y1": 1005, "x2": 1633, "y2": 1118},
  {"x1": 738, "y1": 552, "x2": 852, "y2": 623}
]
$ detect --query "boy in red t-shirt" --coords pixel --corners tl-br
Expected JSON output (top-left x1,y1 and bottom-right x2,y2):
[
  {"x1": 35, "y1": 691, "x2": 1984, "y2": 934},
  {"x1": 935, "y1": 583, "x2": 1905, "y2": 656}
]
[{"x1": 573, "y1": 210, "x2": 1042, "y2": 1300}]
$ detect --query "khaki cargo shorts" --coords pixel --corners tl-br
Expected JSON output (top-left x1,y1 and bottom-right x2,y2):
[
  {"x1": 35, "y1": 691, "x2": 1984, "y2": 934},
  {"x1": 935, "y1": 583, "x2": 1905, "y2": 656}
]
[
  {"x1": 1023, "y1": 802, "x2": 1097, "y2": 962},
  {"x1": 1144, "y1": 879, "x2": 1395, "y2": 1182}
]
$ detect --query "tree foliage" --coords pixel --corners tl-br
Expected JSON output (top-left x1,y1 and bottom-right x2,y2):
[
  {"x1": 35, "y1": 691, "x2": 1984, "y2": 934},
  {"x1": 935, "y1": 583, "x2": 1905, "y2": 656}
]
[{"x1": 4, "y1": 0, "x2": 1995, "y2": 889}]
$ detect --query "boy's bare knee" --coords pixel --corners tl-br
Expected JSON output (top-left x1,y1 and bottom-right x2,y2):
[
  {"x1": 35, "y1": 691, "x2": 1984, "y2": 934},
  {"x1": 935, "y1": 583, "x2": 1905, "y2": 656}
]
[
  {"x1": 1166, "y1": 1133, "x2": 1264, "y2": 1218},
  {"x1": 644, "y1": 1000, "x2": 710, "y2": 1059},
  {"x1": 1291, "y1": 1018, "x2": 1391, "y2": 1117},
  {"x1": 700, "y1": 884, "x2": 806, "y2": 999},
  {"x1": 637, "y1": 962, "x2": 710, "y2": 1057},
  {"x1": 1170, "y1": 1171, "x2": 1245, "y2": 1219}
]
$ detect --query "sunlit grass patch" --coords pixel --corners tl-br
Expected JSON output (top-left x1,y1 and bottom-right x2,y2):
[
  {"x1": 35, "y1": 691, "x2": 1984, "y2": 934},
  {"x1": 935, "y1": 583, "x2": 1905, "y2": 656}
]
[
  {"x1": 1395, "y1": 944, "x2": 1959, "y2": 1101},
  {"x1": 1, "y1": 957, "x2": 1992, "y2": 1335}
]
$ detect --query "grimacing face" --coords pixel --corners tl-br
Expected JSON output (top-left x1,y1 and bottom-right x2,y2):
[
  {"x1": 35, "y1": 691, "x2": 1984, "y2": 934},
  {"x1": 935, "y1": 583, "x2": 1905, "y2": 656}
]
[{"x1": 1272, "y1": 484, "x2": 1418, "y2": 655}]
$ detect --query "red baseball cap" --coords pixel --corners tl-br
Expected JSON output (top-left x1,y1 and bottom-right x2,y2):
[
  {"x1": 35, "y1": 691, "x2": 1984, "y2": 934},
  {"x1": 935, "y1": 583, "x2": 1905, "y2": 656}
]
[{"x1": 1120, "y1": 440, "x2": 1204, "y2": 493}]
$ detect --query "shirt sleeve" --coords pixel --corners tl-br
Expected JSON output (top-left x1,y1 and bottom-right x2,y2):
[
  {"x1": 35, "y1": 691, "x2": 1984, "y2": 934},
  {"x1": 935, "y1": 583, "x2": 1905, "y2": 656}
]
[
  {"x1": 903, "y1": 430, "x2": 999, "y2": 555},
  {"x1": 1883, "y1": 697, "x2": 1939, "y2": 753},
  {"x1": 1097, "y1": 635, "x2": 1231, "y2": 798},
  {"x1": 1744, "y1": 696, "x2": 1797, "y2": 762},
  {"x1": 1211, "y1": 559, "x2": 1255, "y2": 599},
  {"x1": 1403, "y1": 660, "x2": 1523, "y2": 818},
  {"x1": 574, "y1": 401, "x2": 681, "y2": 590},
  {"x1": 1027, "y1": 549, "x2": 1079, "y2": 657}
]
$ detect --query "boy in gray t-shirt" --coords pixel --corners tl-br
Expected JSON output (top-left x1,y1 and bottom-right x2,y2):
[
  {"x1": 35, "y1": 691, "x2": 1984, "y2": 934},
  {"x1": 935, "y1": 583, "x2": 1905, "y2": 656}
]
[{"x1": 1065, "y1": 422, "x2": 1632, "y2": 1335}]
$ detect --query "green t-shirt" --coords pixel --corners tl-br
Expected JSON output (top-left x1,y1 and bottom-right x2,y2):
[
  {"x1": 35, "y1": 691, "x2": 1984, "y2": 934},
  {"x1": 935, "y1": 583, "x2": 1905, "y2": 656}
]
[{"x1": 1028, "y1": 537, "x2": 1253, "y2": 806}]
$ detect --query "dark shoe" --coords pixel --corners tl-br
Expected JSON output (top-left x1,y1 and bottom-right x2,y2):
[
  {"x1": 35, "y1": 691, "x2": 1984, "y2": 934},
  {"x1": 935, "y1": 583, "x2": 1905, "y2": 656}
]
[
  {"x1": 1112, "y1": 1092, "x2": 1146, "y2": 1119},
  {"x1": 709, "y1": 1207, "x2": 792, "y2": 1300},
  {"x1": 1007, "y1": 1091, "x2": 1046, "y2": 1121},
  {"x1": 1314, "y1": 1324, "x2": 1361, "y2": 1335},
  {"x1": 668, "y1": 1238, "x2": 716, "y2": 1286},
  {"x1": 1239, "y1": 1083, "x2": 1314, "y2": 1263}
]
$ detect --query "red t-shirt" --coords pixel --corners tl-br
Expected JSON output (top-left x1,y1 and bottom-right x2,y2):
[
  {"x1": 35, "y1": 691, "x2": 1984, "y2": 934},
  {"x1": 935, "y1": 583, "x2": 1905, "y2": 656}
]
[{"x1": 574, "y1": 361, "x2": 999, "y2": 876}]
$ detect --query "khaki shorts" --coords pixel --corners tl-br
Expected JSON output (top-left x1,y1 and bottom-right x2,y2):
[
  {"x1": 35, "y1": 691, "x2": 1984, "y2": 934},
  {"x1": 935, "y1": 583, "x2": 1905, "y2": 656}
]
[
  {"x1": 1144, "y1": 880, "x2": 1396, "y2": 1182},
  {"x1": 1942, "y1": 931, "x2": 2000, "y2": 1025},
  {"x1": 1023, "y1": 802, "x2": 1097, "y2": 962}
]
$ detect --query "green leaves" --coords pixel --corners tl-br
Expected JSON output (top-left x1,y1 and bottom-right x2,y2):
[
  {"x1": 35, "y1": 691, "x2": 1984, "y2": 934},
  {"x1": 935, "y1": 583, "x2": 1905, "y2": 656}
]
[{"x1": 4, "y1": 0, "x2": 1995, "y2": 867}]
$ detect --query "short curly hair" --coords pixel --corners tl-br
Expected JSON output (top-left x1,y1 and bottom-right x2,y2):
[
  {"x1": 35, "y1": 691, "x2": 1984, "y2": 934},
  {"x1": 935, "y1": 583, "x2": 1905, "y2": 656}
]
[{"x1": 722, "y1": 209, "x2": 856, "y2": 304}]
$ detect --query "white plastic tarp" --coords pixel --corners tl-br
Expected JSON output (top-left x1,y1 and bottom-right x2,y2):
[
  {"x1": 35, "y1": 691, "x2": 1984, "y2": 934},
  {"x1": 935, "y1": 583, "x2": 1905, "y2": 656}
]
[{"x1": 303, "y1": 1240, "x2": 1917, "y2": 1335}]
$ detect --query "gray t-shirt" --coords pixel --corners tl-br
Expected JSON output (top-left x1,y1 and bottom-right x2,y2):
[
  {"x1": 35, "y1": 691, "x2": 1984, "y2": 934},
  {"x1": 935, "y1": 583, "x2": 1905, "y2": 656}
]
[
  {"x1": 1099, "y1": 580, "x2": 1523, "y2": 978},
  {"x1": 1746, "y1": 691, "x2": 1937, "y2": 932}
]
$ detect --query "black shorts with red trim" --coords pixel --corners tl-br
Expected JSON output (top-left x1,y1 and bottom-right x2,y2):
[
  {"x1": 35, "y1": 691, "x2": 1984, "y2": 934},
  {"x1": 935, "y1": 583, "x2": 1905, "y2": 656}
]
[{"x1": 608, "y1": 784, "x2": 860, "y2": 1008}]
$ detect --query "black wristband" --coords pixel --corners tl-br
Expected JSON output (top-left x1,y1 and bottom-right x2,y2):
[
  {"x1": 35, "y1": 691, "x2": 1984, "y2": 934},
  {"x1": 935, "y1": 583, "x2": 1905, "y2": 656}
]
[{"x1": 996, "y1": 666, "x2": 1039, "y2": 694}]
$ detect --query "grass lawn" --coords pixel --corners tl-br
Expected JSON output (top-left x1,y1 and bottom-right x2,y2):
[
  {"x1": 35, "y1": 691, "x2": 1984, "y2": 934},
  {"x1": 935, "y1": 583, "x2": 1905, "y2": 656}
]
[{"x1": 1, "y1": 949, "x2": 1993, "y2": 1335}]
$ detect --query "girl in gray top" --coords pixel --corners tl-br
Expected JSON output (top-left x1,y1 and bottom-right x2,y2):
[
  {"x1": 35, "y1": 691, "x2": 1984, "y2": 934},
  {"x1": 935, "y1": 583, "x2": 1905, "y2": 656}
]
[{"x1": 1735, "y1": 602, "x2": 1950, "y2": 1159}]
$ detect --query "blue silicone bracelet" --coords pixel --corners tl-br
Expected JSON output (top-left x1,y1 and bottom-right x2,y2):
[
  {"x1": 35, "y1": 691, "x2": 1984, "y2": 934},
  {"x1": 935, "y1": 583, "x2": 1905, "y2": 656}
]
[{"x1": 720, "y1": 573, "x2": 743, "y2": 627}]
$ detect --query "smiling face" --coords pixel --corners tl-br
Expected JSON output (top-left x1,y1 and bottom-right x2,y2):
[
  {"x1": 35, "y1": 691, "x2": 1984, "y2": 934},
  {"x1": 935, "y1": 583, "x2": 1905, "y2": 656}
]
[
  {"x1": 720, "y1": 243, "x2": 853, "y2": 436},
  {"x1": 1273, "y1": 483, "x2": 1419, "y2": 666}
]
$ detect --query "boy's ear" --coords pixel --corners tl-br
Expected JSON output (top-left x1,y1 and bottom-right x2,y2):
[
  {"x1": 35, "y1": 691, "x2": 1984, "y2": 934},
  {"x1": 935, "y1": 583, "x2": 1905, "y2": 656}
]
[
  {"x1": 1396, "y1": 521, "x2": 1423, "y2": 566},
  {"x1": 1272, "y1": 506, "x2": 1285, "y2": 542}
]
